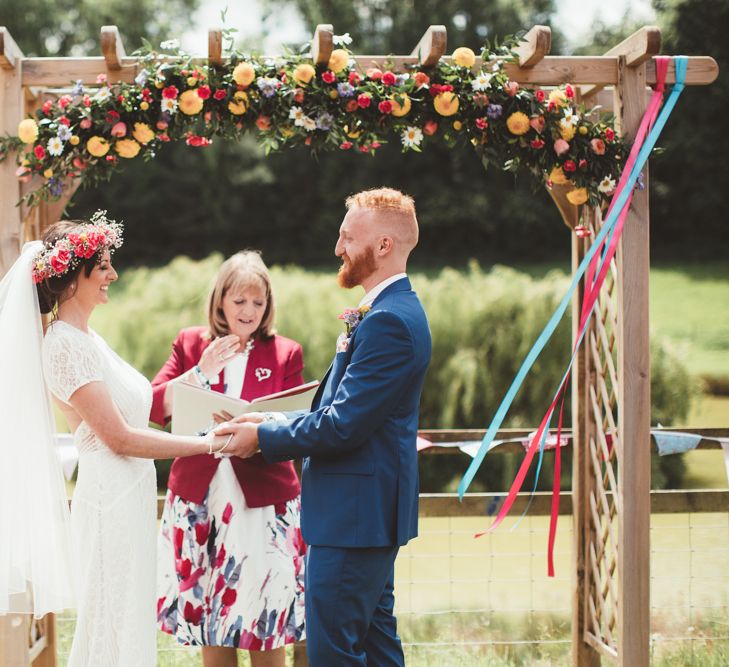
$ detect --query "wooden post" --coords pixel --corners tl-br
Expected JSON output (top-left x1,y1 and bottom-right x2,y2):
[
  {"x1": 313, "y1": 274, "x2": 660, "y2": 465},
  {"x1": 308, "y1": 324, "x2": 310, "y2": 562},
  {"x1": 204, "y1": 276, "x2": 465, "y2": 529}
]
[
  {"x1": 311, "y1": 24, "x2": 333, "y2": 67},
  {"x1": 615, "y1": 54, "x2": 651, "y2": 667},
  {"x1": 100, "y1": 26, "x2": 126, "y2": 70},
  {"x1": 0, "y1": 27, "x2": 24, "y2": 277},
  {"x1": 410, "y1": 26, "x2": 447, "y2": 67},
  {"x1": 514, "y1": 25, "x2": 551, "y2": 68},
  {"x1": 208, "y1": 28, "x2": 223, "y2": 67}
]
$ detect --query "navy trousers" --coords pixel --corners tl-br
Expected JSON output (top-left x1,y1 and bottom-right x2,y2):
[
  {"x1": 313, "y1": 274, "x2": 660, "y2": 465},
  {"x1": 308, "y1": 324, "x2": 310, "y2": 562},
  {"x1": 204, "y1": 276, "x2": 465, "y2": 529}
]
[{"x1": 305, "y1": 545, "x2": 403, "y2": 666}]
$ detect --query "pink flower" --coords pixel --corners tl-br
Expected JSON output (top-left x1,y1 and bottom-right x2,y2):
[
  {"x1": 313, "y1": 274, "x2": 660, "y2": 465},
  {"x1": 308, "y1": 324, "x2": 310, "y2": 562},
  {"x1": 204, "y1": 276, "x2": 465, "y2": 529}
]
[
  {"x1": 345, "y1": 99, "x2": 358, "y2": 113},
  {"x1": 58, "y1": 95, "x2": 72, "y2": 109},
  {"x1": 529, "y1": 115, "x2": 545, "y2": 134},
  {"x1": 475, "y1": 117, "x2": 488, "y2": 130},
  {"x1": 96, "y1": 73, "x2": 107, "y2": 84},
  {"x1": 381, "y1": 71, "x2": 396, "y2": 86},
  {"x1": 553, "y1": 138, "x2": 570, "y2": 156},
  {"x1": 80, "y1": 118, "x2": 93, "y2": 129},
  {"x1": 186, "y1": 135, "x2": 212, "y2": 147},
  {"x1": 82, "y1": 95, "x2": 91, "y2": 107},
  {"x1": 42, "y1": 100, "x2": 53, "y2": 114},
  {"x1": 348, "y1": 71, "x2": 360, "y2": 85},
  {"x1": 578, "y1": 159, "x2": 588, "y2": 169},
  {"x1": 366, "y1": 68, "x2": 383, "y2": 81},
  {"x1": 321, "y1": 70, "x2": 336, "y2": 84},
  {"x1": 110, "y1": 122, "x2": 127, "y2": 137},
  {"x1": 49, "y1": 249, "x2": 70, "y2": 274},
  {"x1": 213, "y1": 89, "x2": 227, "y2": 100},
  {"x1": 359, "y1": 144, "x2": 370, "y2": 153},
  {"x1": 222, "y1": 503, "x2": 233, "y2": 524},
  {"x1": 535, "y1": 89, "x2": 545, "y2": 102},
  {"x1": 590, "y1": 138, "x2": 606, "y2": 155},
  {"x1": 215, "y1": 544, "x2": 227, "y2": 568},
  {"x1": 604, "y1": 127, "x2": 615, "y2": 141},
  {"x1": 340, "y1": 141, "x2": 353, "y2": 150},
  {"x1": 423, "y1": 120, "x2": 438, "y2": 136},
  {"x1": 414, "y1": 71, "x2": 429, "y2": 88},
  {"x1": 357, "y1": 94, "x2": 371, "y2": 109},
  {"x1": 504, "y1": 81, "x2": 519, "y2": 96},
  {"x1": 378, "y1": 100, "x2": 393, "y2": 114}
]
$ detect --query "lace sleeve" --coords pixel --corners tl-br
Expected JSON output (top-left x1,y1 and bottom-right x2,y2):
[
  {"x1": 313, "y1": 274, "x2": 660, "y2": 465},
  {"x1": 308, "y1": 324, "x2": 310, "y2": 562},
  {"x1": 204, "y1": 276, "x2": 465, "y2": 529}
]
[{"x1": 42, "y1": 327, "x2": 103, "y2": 404}]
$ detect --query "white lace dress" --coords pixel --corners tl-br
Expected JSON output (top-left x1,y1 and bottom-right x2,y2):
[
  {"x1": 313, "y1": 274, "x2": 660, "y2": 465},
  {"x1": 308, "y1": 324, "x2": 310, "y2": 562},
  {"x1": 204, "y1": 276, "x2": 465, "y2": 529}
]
[{"x1": 42, "y1": 320, "x2": 157, "y2": 667}]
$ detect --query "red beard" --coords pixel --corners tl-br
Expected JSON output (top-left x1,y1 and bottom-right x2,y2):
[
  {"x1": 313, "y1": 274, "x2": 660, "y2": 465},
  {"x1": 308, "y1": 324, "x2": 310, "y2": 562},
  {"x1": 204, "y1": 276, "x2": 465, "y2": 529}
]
[{"x1": 337, "y1": 246, "x2": 377, "y2": 289}]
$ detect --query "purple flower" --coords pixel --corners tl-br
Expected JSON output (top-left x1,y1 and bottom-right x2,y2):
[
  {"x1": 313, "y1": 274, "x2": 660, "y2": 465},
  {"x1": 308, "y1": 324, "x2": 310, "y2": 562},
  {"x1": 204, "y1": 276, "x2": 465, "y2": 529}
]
[
  {"x1": 336, "y1": 82, "x2": 355, "y2": 98},
  {"x1": 316, "y1": 113, "x2": 334, "y2": 131},
  {"x1": 48, "y1": 178, "x2": 64, "y2": 197},
  {"x1": 256, "y1": 77, "x2": 280, "y2": 98},
  {"x1": 72, "y1": 79, "x2": 84, "y2": 96},
  {"x1": 134, "y1": 69, "x2": 149, "y2": 87},
  {"x1": 486, "y1": 104, "x2": 503, "y2": 119},
  {"x1": 57, "y1": 124, "x2": 72, "y2": 141}
]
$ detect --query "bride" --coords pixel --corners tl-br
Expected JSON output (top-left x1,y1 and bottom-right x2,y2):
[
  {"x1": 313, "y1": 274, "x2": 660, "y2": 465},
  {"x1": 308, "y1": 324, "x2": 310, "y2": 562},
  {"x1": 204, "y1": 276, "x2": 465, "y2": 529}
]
[{"x1": 0, "y1": 212, "x2": 249, "y2": 666}]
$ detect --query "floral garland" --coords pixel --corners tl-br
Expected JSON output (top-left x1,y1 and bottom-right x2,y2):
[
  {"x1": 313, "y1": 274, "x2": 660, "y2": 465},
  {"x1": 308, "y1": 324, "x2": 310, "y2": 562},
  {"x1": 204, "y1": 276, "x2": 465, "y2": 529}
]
[
  {"x1": 31, "y1": 209, "x2": 123, "y2": 283},
  {"x1": 0, "y1": 35, "x2": 623, "y2": 209}
]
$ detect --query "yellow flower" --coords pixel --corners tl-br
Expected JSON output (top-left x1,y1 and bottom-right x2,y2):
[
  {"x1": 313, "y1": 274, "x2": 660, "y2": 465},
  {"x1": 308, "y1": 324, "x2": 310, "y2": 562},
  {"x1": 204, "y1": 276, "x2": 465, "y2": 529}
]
[
  {"x1": 187, "y1": 77, "x2": 197, "y2": 86},
  {"x1": 344, "y1": 125, "x2": 362, "y2": 139},
  {"x1": 453, "y1": 120, "x2": 463, "y2": 131},
  {"x1": 228, "y1": 91, "x2": 249, "y2": 115},
  {"x1": 578, "y1": 125, "x2": 588, "y2": 135},
  {"x1": 329, "y1": 90, "x2": 338, "y2": 99},
  {"x1": 390, "y1": 93, "x2": 411, "y2": 117},
  {"x1": 433, "y1": 92, "x2": 459, "y2": 116},
  {"x1": 132, "y1": 122, "x2": 155, "y2": 144},
  {"x1": 140, "y1": 101, "x2": 150, "y2": 111},
  {"x1": 115, "y1": 138, "x2": 141, "y2": 159},
  {"x1": 43, "y1": 168, "x2": 53, "y2": 178},
  {"x1": 549, "y1": 166, "x2": 569, "y2": 185},
  {"x1": 86, "y1": 136, "x2": 110, "y2": 157},
  {"x1": 155, "y1": 81, "x2": 164, "y2": 89},
  {"x1": 548, "y1": 89, "x2": 568, "y2": 108},
  {"x1": 179, "y1": 89, "x2": 204, "y2": 115},
  {"x1": 18, "y1": 119, "x2": 39, "y2": 144},
  {"x1": 69, "y1": 135, "x2": 80, "y2": 145},
  {"x1": 293, "y1": 63, "x2": 316, "y2": 86},
  {"x1": 560, "y1": 123, "x2": 576, "y2": 141},
  {"x1": 506, "y1": 111, "x2": 530, "y2": 136},
  {"x1": 452, "y1": 47, "x2": 476, "y2": 68},
  {"x1": 566, "y1": 187, "x2": 588, "y2": 206},
  {"x1": 232, "y1": 62, "x2": 256, "y2": 87},
  {"x1": 279, "y1": 125, "x2": 294, "y2": 138},
  {"x1": 328, "y1": 49, "x2": 349, "y2": 73}
]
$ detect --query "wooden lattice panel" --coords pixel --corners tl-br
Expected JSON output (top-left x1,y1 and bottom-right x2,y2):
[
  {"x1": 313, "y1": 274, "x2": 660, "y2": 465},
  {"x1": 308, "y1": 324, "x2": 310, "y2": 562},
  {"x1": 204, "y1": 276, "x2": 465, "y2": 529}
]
[{"x1": 583, "y1": 209, "x2": 621, "y2": 659}]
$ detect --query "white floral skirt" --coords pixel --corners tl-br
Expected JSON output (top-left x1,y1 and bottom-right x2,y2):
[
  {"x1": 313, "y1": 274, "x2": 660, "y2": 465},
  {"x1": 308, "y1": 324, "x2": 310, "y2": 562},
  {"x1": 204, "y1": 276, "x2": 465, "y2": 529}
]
[{"x1": 156, "y1": 458, "x2": 306, "y2": 649}]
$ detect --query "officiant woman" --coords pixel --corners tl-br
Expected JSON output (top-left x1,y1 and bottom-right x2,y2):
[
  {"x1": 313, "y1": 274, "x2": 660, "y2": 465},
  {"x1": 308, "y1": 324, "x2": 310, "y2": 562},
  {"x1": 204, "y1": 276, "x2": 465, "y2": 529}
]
[{"x1": 150, "y1": 251, "x2": 306, "y2": 667}]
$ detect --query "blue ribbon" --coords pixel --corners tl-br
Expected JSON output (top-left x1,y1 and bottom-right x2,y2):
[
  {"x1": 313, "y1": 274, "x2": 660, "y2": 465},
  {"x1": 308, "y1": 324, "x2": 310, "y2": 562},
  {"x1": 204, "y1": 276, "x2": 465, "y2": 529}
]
[{"x1": 458, "y1": 56, "x2": 689, "y2": 500}]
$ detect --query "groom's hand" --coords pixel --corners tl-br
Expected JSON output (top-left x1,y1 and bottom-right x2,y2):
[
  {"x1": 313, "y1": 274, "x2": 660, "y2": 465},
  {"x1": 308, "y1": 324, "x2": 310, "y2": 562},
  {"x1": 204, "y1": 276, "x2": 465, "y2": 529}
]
[
  {"x1": 214, "y1": 421, "x2": 260, "y2": 458},
  {"x1": 229, "y1": 412, "x2": 267, "y2": 424}
]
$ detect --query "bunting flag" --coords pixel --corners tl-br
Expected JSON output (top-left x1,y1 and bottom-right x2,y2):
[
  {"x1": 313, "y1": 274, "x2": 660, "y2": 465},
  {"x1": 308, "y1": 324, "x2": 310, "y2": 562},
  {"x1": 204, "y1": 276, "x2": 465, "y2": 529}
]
[{"x1": 457, "y1": 56, "x2": 689, "y2": 576}]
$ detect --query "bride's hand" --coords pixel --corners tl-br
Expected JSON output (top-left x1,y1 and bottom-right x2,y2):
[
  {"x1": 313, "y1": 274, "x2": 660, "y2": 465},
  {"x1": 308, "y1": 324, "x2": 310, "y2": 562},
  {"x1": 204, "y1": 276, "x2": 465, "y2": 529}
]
[
  {"x1": 230, "y1": 412, "x2": 266, "y2": 424},
  {"x1": 198, "y1": 335, "x2": 241, "y2": 378}
]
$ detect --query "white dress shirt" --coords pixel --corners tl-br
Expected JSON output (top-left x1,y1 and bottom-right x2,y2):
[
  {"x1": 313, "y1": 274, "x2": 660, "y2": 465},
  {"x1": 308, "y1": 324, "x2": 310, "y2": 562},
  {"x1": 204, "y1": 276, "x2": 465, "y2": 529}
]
[{"x1": 358, "y1": 273, "x2": 408, "y2": 308}]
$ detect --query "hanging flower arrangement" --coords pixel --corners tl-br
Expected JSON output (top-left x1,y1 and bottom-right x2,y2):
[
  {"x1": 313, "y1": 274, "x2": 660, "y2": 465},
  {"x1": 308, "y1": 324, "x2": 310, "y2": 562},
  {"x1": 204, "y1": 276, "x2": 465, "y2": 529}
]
[{"x1": 0, "y1": 35, "x2": 624, "y2": 208}]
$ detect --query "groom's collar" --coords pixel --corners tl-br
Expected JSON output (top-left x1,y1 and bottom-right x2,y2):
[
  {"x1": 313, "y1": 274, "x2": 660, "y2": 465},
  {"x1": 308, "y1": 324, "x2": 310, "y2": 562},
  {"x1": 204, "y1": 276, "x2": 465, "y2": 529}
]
[{"x1": 358, "y1": 273, "x2": 408, "y2": 308}]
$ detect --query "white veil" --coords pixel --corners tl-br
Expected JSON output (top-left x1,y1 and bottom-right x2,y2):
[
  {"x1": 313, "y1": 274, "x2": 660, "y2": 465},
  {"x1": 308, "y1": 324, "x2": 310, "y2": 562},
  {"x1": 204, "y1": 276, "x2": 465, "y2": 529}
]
[{"x1": 0, "y1": 241, "x2": 75, "y2": 617}]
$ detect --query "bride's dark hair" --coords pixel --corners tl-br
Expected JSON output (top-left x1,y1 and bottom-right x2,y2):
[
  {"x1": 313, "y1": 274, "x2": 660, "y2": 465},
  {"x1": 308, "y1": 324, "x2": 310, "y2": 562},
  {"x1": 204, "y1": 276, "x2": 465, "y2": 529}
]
[{"x1": 36, "y1": 220, "x2": 101, "y2": 315}]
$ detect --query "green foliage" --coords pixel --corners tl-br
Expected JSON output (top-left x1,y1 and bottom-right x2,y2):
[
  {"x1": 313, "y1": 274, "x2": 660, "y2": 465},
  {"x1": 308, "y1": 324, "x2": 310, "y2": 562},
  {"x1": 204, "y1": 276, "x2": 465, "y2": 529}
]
[{"x1": 90, "y1": 256, "x2": 694, "y2": 492}]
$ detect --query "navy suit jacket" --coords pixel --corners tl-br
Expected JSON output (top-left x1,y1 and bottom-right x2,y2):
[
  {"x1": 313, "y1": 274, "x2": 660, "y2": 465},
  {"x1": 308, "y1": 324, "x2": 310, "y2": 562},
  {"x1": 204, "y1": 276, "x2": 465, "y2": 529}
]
[{"x1": 259, "y1": 277, "x2": 431, "y2": 548}]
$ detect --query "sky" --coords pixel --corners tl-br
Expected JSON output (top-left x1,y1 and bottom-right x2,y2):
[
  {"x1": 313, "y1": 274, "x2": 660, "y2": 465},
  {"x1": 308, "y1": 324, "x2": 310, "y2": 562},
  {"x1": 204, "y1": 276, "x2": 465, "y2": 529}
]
[{"x1": 180, "y1": 0, "x2": 657, "y2": 55}]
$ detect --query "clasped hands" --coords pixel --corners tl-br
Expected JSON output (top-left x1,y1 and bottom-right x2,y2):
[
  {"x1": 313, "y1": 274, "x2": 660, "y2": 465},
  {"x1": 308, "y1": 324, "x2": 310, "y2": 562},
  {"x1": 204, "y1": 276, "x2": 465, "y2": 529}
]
[{"x1": 210, "y1": 410, "x2": 266, "y2": 459}]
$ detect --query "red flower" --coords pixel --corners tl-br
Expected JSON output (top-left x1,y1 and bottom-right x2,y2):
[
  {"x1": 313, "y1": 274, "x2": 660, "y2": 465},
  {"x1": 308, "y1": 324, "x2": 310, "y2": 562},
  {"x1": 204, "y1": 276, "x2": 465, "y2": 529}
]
[
  {"x1": 183, "y1": 601, "x2": 203, "y2": 625},
  {"x1": 213, "y1": 89, "x2": 227, "y2": 100},
  {"x1": 117, "y1": 95, "x2": 125, "y2": 103},
  {"x1": 162, "y1": 85, "x2": 179, "y2": 99},
  {"x1": 348, "y1": 71, "x2": 360, "y2": 85},
  {"x1": 105, "y1": 155, "x2": 117, "y2": 163},
  {"x1": 357, "y1": 94, "x2": 371, "y2": 109},
  {"x1": 339, "y1": 141, "x2": 353, "y2": 150},
  {"x1": 158, "y1": 134, "x2": 170, "y2": 142},
  {"x1": 293, "y1": 88, "x2": 305, "y2": 104},
  {"x1": 80, "y1": 118, "x2": 92, "y2": 129},
  {"x1": 563, "y1": 159, "x2": 577, "y2": 173},
  {"x1": 141, "y1": 88, "x2": 153, "y2": 102},
  {"x1": 34, "y1": 145, "x2": 46, "y2": 160},
  {"x1": 371, "y1": 141, "x2": 381, "y2": 149},
  {"x1": 186, "y1": 135, "x2": 212, "y2": 147},
  {"x1": 345, "y1": 99, "x2": 358, "y2": 113},
  {"x1": 58, "y1": 95, "x2": 72, "y2": 109},
  {"x1": 378, "y1": 100, "x2": 393, "y2": 114},
  {"x1": 255, "y1": 115, "x2": 271, "y2": 131},
  {"x1": 157, "y1": 597, "x2": 165, "y2": 615},
  {"x1": 604, "y1": 127, "x2": 615, "y2": 142},
  {"x1": 178, "y1": 558, "x2": 192, "y2": 579},
  {"x1": 381, "y1": 71, "x2": 396, "y2": 86},
  {"x1": 215, "y1": 574, "x2": 226, "y2": 596},
  {"x1": 58, "y1": 116, "x2": 70, "y2": 126},
  {"x1": 414, "y1": 71, "x2": 430, "y2": 88},
  {"x1": 475, "y1": 117, "x2": 488, "y2": 130},
  {"x1": 221, "y1": 588, "x2": 237, "y2": 607},
  {"x1": 565, "y1": 84, "x2": 575, "y2": 99},
  {"x1": 321, "y1": 70, "x2": 336, "y2": 84},
  {"x1": 222, "y1": 503, "x2": 233, "y2": 524},
  {"x1": 423, "y1": 120, "x2": 438, "y2": 136},
  {"x1": 359, "y1": 145, "x2": 370, "y2": 153},
  {"x1": 578, "y1": 159, "x2": 588, "y2": 170},
  {"x1": 366, "y1": 68, "x2": 383, "y2": 81},
  {"x1": 504, "y1": 81, "x2": 519, "y2": 97},
  {"x1": 194, "y1": 521, "x2": 210, "y2": 544},
  {"x1": 49, "y1": 249, "x2": 70, "y2": 274},
  {"x1": 197, "y1": 85, "x2": 211, "y2": 99},
  {"x1": 530, "y1": 138, "x2": 545, "y2": 149},
  {"x1": 428, "y1": 83, "x2": 453, "y2": 97},
  {"x1": 215, "y1": 544, "x2": 227, "y2": 568},
  {"x1": 105, "y1": 110, "x2": 120, "y2": 123},
  {"x1": 535, "y1": 89, "x2": 545, "y2": 102},
  {"x1": 42, "y1": 100, "x2": 53, "y2": 115},
  {"x1": 575, "y1": 225, "x2": 592, "y2": 238},
  {"x1": 82, "y1": 95, "x2": 91, "y2": 107}
]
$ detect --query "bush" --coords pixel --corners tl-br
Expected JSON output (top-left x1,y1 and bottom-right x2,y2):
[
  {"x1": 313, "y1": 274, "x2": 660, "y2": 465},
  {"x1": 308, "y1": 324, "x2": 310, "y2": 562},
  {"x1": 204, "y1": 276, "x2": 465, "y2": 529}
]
[{"x1": 90, "y1": 256, "x2": 694, "y2": 490}]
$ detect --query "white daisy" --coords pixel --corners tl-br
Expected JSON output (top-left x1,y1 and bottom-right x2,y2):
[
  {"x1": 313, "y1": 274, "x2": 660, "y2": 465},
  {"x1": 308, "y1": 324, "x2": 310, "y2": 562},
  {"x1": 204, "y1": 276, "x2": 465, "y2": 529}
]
[
  {"x1": 161, "y1": 97, "x2": 178, "y2": 114},
  {"x1": 598, "y1": 176, "x2": 616, "y2": 194},
  {"x1": 333, "y1": 32, "x2": 353, "y2": 46},
  {"x1": 562, "y1": 109, "x2": 579, "y2": 126},
  {"x1": 471, "y1": 73, "x2": 492, "y2": 92},
  {"x1": 160, "y1": 39, "x2": 180, "y2": 50},
  {"x1": 47, "y1": 136, "x2": 64, "y2": 156},
  {"x1": 302, "y1": 116, "x2": 316, "y2": 132},
  {"x1": 401, "y1": 126, "x2": 423, "y2": 148},
  {"x1": 93, "y1": 88, "x2": 111, "y2": 103},
  {"x1": 289, "y1": 106, "x2": 307, "y2": 126}
]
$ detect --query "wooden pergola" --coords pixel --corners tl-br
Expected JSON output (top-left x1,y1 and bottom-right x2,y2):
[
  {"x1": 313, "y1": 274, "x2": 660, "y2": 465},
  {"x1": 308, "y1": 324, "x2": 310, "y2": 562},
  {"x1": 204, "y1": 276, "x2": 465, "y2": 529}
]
[{"x1": 0, "y1": 22, "x2": 718, "y2": 667}]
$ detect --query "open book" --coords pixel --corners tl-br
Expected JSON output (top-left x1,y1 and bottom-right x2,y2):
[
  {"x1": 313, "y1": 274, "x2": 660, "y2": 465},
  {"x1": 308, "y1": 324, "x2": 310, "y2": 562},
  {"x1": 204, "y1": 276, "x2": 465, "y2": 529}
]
[{"x1": 171, "y1": 380, "x2": 319, "y2": 435}]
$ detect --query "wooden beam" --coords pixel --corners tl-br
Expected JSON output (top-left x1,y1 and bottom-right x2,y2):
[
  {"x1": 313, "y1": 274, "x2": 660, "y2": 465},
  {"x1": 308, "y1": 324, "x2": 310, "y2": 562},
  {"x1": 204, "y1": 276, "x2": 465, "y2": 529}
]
[
  {"x1": 311, "y1": 24, "x2": 333, "y2": 67},
  {"x1": 582, "y1": 25, "x2": 661, "y2": 98},
  {"x1": 0, "y1": 27, "x2": 23, "y2": 70},
  {"x1": 100, "y1": 26, "x2": 126, "y2": 71},
  {"x1": 514, "y1": 25, "x2": 551, "y2": 68},
  {"x1": 20, "y1": 54, "x2": 719, "y2": 88},
  {"x1": 208, "y1": 28, "x2": 223, "y2": 67},
  {"x1": 410, "y1": 25, "x2": 447, "y2": 68},
  {"x1": 615, "y1": 54, "x2": 651, "y2": 667}
]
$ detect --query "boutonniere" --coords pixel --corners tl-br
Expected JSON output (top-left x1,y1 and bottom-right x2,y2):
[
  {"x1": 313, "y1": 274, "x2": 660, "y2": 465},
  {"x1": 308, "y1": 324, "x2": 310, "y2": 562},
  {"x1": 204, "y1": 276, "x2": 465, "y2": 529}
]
[{"x1": 339, "y1": 305, "x2": 371, "y2": 338}]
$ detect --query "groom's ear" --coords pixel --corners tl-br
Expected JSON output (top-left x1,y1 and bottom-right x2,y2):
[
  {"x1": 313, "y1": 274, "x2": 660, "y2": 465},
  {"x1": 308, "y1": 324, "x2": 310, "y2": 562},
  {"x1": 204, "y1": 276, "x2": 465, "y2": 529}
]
[{"x1": 378, "y1": 236, "x2": 394, "y2": 255}]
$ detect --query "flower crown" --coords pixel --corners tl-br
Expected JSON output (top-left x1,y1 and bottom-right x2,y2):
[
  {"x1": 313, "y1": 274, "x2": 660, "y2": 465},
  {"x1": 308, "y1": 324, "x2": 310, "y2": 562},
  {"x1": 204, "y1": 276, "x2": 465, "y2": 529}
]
[{"x1": 32, "y1": 210, "x2": 124, "y2": 284}]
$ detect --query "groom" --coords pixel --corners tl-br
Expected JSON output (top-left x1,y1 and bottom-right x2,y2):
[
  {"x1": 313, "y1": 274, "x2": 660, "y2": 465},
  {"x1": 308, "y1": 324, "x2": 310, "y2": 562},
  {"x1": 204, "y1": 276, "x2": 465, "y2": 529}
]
[{"x1": 217, "y1": 187, "x2": 431, "y2": 666}]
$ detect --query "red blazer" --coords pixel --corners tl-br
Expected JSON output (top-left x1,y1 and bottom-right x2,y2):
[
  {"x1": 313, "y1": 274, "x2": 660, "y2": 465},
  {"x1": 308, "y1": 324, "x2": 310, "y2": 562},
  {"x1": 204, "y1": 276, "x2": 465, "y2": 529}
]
[{"x1": 150, "y1": 326, "x2": 303, "y2": 507}]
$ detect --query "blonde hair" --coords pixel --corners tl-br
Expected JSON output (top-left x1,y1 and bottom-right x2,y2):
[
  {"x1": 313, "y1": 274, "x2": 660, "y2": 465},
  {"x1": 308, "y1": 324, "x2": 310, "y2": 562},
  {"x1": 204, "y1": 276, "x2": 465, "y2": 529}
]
[
  {"x1": 207, "y1": 251, "x2": 275, "y2": 340},
  {"x1": 345, "y1": 187, "x2": 419, "y2": 248}
]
